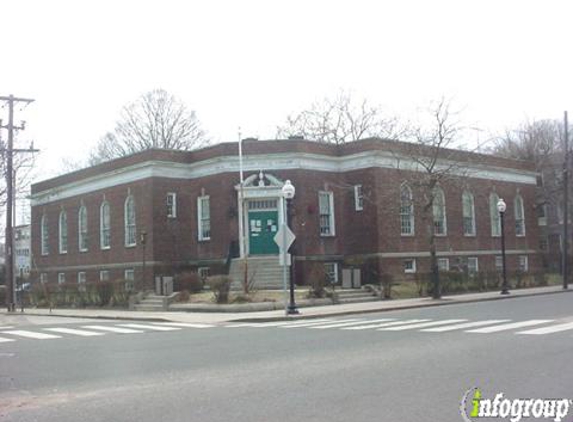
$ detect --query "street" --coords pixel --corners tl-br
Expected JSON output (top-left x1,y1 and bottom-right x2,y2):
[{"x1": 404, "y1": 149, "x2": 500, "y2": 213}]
[{"x1": 1, "y1": 293, "x2": 572, "y2": 422}]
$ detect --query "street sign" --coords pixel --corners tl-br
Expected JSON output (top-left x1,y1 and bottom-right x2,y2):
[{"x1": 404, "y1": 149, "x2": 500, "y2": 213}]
[
  {"x1": 273, "y1": 225, "x2": 295, "y2": 251},
  {"x1": 279, "y1": 253, "x2": 292, "y2": 267}
]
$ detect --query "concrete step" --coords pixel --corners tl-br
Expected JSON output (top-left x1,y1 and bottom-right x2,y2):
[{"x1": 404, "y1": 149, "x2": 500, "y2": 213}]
[
  {"x1": 133, "y1": 304, "x2": 165, "y2": 311},
  {"x1": 337, "y1": 296, "x2": 381, "y2": 304}
]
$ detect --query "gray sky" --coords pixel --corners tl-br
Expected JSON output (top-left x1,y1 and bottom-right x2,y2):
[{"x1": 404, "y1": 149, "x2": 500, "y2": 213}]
[{"x1": 2, "y1": 0, "x2": 573, "y2": 182}]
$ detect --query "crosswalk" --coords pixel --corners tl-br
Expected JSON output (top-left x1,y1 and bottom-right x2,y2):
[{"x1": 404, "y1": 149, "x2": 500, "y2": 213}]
[
  {"x1": 225, "y1": 317, "x2": 573, "y2": 337},
  {"x1": 0, "y1": 322, "x2": 215, "y2": 344}
]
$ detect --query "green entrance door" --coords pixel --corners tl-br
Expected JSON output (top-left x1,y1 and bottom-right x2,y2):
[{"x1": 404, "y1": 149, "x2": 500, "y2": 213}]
[{"x1": 248, "y1": 210, "x2": 279, "y2": 255}]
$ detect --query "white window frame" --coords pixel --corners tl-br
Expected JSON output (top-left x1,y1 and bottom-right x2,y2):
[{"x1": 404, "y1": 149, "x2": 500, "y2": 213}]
[
  {"x1": 490, "y1": 193, "x2": 501, "y2": 237},
  {"x1": 467, "y1": 257, "x2": 479, "y2": 274},
  {"x1": 198, "y1": 267, "x2": 210, "y2": 282},
  {"x1": 78, "y1": 271, "x2": 87, "y2": 291},
  {"x1": 324, "y1": 262, "x2": 339, "y2": 284},
  {"x1": 124, "y1": 269, "x2": 135, "y2": 281},
  {"x1": 495, "y1": 256, "x2": 503, "y2": 271},
  {"x1": 462, "y1": 191, "x2": 476, "y2": 236},
  {"x1": 514, "y1": 195, "x2": 526, "y2": 236},
  {"x1": 537, "y1": 204, "x2": 547, "y2": 227},
  {"x1": 437, "y1": 258, "x2": 450, "y2": 272},
  {"x1": 354, "y1": 185, "x2": 364, "y2": 211},
  {"x1": 58, "y1": 272, "x2": 66, "y2": 284},
  {"x1": 167, "y1": 192, "x2": 177, "y2": 218},
  {"x1": 100, "y1": 201, "x2": 111, "y2": 250},
  {"x1": 318, "y1": 191, "x2": 336, "y2": 236},
  {"x1": 198, "y1": 195, "x2": 211, "y2": 241},
  {"x1": 40, "y1": 273, "x2": 47, "y2": 284},
  {"x1": 403, "y1": 259, "x2": 417, "y2": 274},
  {"x1": 78, "y1": 205, "x2": 88, "y2": 252},
  {"x1": 41, "y1": 215, "x2": 49, "y2": 255},
  {"x1": 59, "y1": 211, "x2": 68, "y2": 254},
  {"x1": 518, "y1": 255, "x2": 529, "y2": 272},
  {"x1": 400, "y1": 184, "x2": 414, "y2": 236},
  {"x1": 100, "y1": 270, "x2": 110, "y2": 282},
  {"x1": 432, "y1": 187, "x2": 447, "y2": 236},
  {"x1": 124, "y1": 195, "x2": 136, "y2": 247}
]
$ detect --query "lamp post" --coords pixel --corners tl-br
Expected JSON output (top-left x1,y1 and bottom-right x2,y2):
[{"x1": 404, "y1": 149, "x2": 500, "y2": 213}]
[
  {"x1": 282, "y1": 180, "x2": 299, "y2": 315},
  {"x1": 140, "y1": 230, "x2": 147, "y2": 292},
  {"x1": 497, "y1": 198, "x2": 510, "y2": 295}
]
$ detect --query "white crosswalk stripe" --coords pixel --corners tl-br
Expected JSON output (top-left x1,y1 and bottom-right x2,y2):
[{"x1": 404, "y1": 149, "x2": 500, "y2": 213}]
[
  {"x1": 342, "y1": 319, "x2": 431, "y2": 330},
  {"x1": 2, "y1": 330, "x2": 61, "y2": 340},
  {"x1": 152, "y1": 322, "x2": 214, "y2": 329},
  {"x1": 421, "y1": 319, "x2": 512, "y2": 332},
  {"x1": 118, "y1": 323, "x2": 181, "y2": 331},
  {"x1": 281, "y1": 319, "x2": 359, "y2": 328},
  {"x1": 517, "y1": 321, "x2": 573, "y2": 335},
  {"x1": 0, "y1": 326, "x2": 14, "y2": 330},
  {"x1": 378, "y1": 319, "x2": 468, "y2": 331},
  {"x1": 309, "y1": 319, "x2": 396, "y2": 329},
  {"x1": 45, "y1": 327, "x2": 104, "y2": 337},
  {"x1": 465, "y1": 320, "x2": 554, "y2": 333},
  {"x1": 83, "y1": 325, "x2": 144, "y2": 334},
  {"x1": 0, "y1": 337, "x2": 15, "y2": 343},
  {"x1": 226, "y1": 319, "x2": 335, "y2": 328}
]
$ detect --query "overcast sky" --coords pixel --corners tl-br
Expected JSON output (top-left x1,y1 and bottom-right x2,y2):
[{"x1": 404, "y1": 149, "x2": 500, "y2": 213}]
[{"x1": 2, "y1": 0, "x2": 573, "y2": 183}]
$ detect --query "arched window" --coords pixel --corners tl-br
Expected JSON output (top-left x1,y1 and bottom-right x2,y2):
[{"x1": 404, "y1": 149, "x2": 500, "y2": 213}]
[
  {"x1": 41, "y1": 215, "x2": 49, "y2": 255},
  {"x1": 432, "y1": 187, "x2": 447, "y2": 235},
  {"x1": 59, "y1": 211, "x2": 68, "y2": 253},
  {"x1": 400, "y1": 184, "x2": 414, "y2": 235},
  {"x1": 100, "y1": 201, "x2": 111, "y2": 249},
  {"x1": 490, "y1": 192, "x2": 501, "y2": 237},
  {"x1": 462, "y1": 191, "x2": 476, "y2": 236},
  {"x1": 124, "y1": 196, "x2": 136, "y2": 247},
  {"x1": 514, "y1": 194, "x2": 526, "y2": 236},
  {"x1": 78, "y1": 205, "x2": 88, "y2": 251}
]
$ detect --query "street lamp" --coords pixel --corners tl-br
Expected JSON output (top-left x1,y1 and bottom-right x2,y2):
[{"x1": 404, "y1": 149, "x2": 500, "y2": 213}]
[
  {"x1": 282, "y1": 180, "x2": 299, "y2": 315},
  {"x1": 497, "y1": 198, "x2": 510, "y2": 295}
]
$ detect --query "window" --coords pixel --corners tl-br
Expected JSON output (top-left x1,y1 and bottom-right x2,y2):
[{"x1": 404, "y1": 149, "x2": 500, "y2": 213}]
[
  {"x1": 495, "y1": 256, "x2": 503, "y2": 271},
  {"x1": 558, "y1": 200, "x2": 564, "y2": 224},
  {"x1": 124, "y1": 195, "x2": 136, "y2": 247},
  {"x1": 40, "y1": 273, "x2": 47, "y2": 284},
  {"x1": 403, "y1": 259, "x2": 416, "y2": 273},
  {"x1": 124, "y1": 269, "x2": 135, "y2": 291},
  {"x1": 100, "y1": 201, "x2": 111, "y2": 249},
  {"x1": 319, "y1": 191, "x2": 335, "y2": 236},
  {"x1": 59, "y1": 211, "x2": 68, "y2": 254},
  {"x1": 462, "y1": 191, "x2": 476, "y2": 236},
  {"x1": 539, "y1": 237, "x2": 548, "y2": 251},
  {"x1": 438, "y1": 258, "x2": 449, "y2": 272},
  {"x1": 432, "y1": 187, "x2": 447, "y2": 235},
  {"x1": 167, "y1": 193, "x2": 177, "y2": 218},
  {"x1": 514, "y1": 195, "x2": 525, "y2": 236},
  {"x1": 518, "y1": 255, "x2": 529, "y2": 272},
  {"x1": 41, "y1": 215, "x2": 49, "y2": 255},
  {"x1": 58, "y1": 273, "x2": 66, "y2": 284},
  {"x1": 100, "y1": 270, "x2": 110, "y2": 281},
  {"x1": 490, "y1": 193, "x2": 501, "y2": 237},
  {"x1": 78, "y1": 205, "x2": 88, "y2": 252},
  {"x1": 354, "y1": 185, "x2": 363, "y2": 211},
  {"x1": 537, "y1": 204, "x2": 547, "y2": 226},
  {"x1": 78, "y1": 272, "x2": 86, "y2": 291},
  {"x1": 198, "y1": 196, "x2": 211, "y2": 240},
  {"x1": 324, "y1": 262, "x2": 339, "y2": 284},
  {"x1": 400, "y1": 184, "x2": 414, "y2": 236},
  {"x1": 467, "y1": 257, "x2": 479, "y2": 274},
  {"x1": 198, "y1": 267, "x2": 210, "y2": 283}
]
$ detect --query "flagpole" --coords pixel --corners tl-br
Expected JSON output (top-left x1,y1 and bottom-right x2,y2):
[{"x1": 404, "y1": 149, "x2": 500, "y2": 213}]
[{"x1": 238, "y1": 128, "x2": 249, "y2": 293}]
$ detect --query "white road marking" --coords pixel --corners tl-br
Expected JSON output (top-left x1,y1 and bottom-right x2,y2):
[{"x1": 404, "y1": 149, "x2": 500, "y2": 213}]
[
  {"x1": 342, "y1": 319, "x2": 431, "y2": 330},
  {"x1": 421, "y1": 320, "x2": 512, "y2": 332},
  {"x1": 45, "y1": 327, "x2": 104, "y2": 337},
  {"x1": 226, "y1": 319, "x2": 335, "y2": 328},
  {"x1": 379, "y1": 319, "x2": 468, "y2": 331},
  {"x1": 309, "y1": 319, "x2": 396, "y2": 329},
  {"x1": 83, "y1": 325, "x2": 144, "y2": 334},
  {"x1": 2, "y1": 330, "x2": 61, "y2": 340},
  {"x1": 281, "y1": 319, "x2": 359, "y2": 328},
  {"x1": 0, "y1": 326, "x2": 14, "y2": 330},
  {"x1": 118, "y1": 323, "x2": 181, "y2": 331},
  {"x1": 152, "y1": 322, "x2": 214, "y2": 329},
  {"x1": 517, "y1": 321, "x2": 573, "y2": 335},
  {"x1": 0, "y1": 337, "x2": 15, "y2": 343},
  {"x1": 466, "y1": 320, "x2": 554, "y2": 333}
]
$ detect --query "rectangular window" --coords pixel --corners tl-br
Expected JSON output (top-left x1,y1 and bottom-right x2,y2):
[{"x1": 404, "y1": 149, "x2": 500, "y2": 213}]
[
  {"x1": 78, "y1": 272, "x2": 87, "y2": 291},
  {"x1": 518, "y1": 255, "x2": 529, "y2": 272},
  {"x1": 403, "y1": 259, "x2": 416, "y2": 274},
  {"x1": 495, "y1": 256, "x2": 503, "y2": 271},
  {"x1": 198, "y1": 196, "x2": 211, "y2": 240},
  {"x1": 100, "y1": 202, "x2": 111, "y2": 250},
  {"x1": 437, "y1": 258, "x2": 449, "y2": 272},
  {"x1": 198, "y1": 267, "x2": 210, "y2": 283},
  {"x1": 319, "y1": 191, "x2": 335, "y2": 236},
  {"x1": 167, "y1": 193, "x2": 177, "y2": 218},
  {"x1": 467, "y1": 257, "x2": 479, "y2": 274},
  {"x1": 539, "y1": 237, "x2": 548, "y2": 251},
  {"x1": 41, "y1": 217, "x2": 49, "y2": 255},
  {"x1": 58, "y1": 273, "x2": 66, "y2": 284},
  {"x1": 40, "y1": 273, "x2": 47, "y2": 284},
  {"x1": 354, "y1": 185, "x2": 363, "y2": 211},
  {"x1": 324, "y1": 262, "x2": 339, "y2": 284},
  {"x1": 537, "y1": 204, "x2": 547, "y2": 226},
  {"x1": 124, "y1": 269, "x2": 135, "y2": 292},
  {"x1": 100, "y1": 270, "x2": 110, "y2": 282}
]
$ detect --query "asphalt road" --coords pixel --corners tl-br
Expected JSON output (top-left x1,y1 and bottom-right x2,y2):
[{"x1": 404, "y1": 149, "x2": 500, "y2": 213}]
[{"x1": 1, "y1": 293, "x2": 572, "y2": 422}]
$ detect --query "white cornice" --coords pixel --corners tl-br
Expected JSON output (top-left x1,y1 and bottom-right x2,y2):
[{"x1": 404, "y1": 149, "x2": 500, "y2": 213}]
[{"x1": 31, "y1": 151, "x2": 538, "y2": 206}]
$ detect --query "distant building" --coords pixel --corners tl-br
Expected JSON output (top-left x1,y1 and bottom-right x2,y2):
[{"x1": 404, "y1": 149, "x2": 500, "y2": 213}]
[
  {"x1": 30, "y1": 138, "x2": 540, "y2": 290},
  {"x1": 14, "y1": 224, "x2": 31, "y2": 280}
]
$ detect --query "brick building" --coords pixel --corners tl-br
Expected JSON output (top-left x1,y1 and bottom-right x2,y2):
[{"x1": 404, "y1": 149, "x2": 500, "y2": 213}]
[{"x1": 30, "y1": 138, "x2": 539, "y2": 290}]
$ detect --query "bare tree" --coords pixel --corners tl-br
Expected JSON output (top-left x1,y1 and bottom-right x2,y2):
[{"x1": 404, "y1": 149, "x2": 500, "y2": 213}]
[
  {"x1": 89, "y1": 89, "x2": 209, "y2": 164},
  {"x1": 277, "y1": 91, "x2": 401, "y2": 144}
]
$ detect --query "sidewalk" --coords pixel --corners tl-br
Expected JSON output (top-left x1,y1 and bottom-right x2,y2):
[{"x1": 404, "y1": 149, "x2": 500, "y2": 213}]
[{"x1": 3, "y1": 285, "x2": 571, "y2": 324}]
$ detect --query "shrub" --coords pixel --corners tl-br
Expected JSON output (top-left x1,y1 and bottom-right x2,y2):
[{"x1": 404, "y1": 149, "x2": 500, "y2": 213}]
[
  {"x1": 175, "y1": 271, "x2": 203, "y2": 293},
  {"x1": 306, "y1": 263, "x2": 327, "y2": 298},
  {"x1": 177, "y1": 290, "x2": 190, "y2": 302},
  {"x1": 207, "y1": 275, "x2": 232, "y2": 304},
  {"x1": 96, "y1": 280, "x2": 114, "y2": 306},
  {"x1": 111, "y1": 280, "x2": 131, "y2": 307},
  {"x1": 380, "y1": 273, "x2": 393, "y2": 299}
]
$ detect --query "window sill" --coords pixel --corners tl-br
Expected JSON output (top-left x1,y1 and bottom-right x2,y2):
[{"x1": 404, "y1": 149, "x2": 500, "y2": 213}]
[
  {"x1": 401, "y1": 233, "x2": 415, "y2": 237},
  {"x1": 125, "y1": 244, "x2": 136, "y2": 248},
  {"x1": 198, "y1": 238, "x2": 211, "y2": 242},
  {"x1": 101, "y1": 246, "x2": 111, "y2": 251},
  {"x1": 320, "y1": 234, "x2": 336, "y2": 238},
  {"x1": 463, "y1": 234, "x2": 476, "y2": 237}
]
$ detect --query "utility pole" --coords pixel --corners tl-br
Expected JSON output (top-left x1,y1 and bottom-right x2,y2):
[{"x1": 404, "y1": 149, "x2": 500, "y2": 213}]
[
  {"x1": 563, "y1": 111, "x2": 569, "y2": 290},
  {"x1": 0, "y1": 94, "x2": 36, "y2": 312}
]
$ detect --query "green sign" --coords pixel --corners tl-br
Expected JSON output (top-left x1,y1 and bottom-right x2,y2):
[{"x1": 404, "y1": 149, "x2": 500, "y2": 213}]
[{"x1": 248, "y1": 210, "x2": 279, "y2": 255}]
